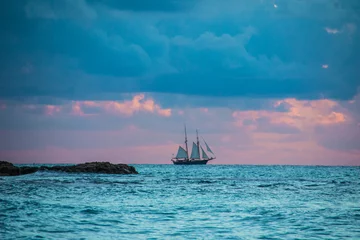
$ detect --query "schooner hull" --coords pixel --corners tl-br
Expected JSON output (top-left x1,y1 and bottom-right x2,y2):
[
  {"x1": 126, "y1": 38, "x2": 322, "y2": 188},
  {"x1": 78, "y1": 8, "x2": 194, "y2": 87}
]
[{"x1": 172, "y1": 160, "x2": 209, "y2": 165}]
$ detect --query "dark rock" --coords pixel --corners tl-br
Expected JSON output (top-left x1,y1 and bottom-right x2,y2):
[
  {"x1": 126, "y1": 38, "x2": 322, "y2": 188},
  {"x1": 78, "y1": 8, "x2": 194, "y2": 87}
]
[
  {"x1": 0, "y1": 161, "x2": 37, "y2": 176},
  {"x1": 0, "y1": 161, "x2": 20, "y2": 176},
  {"x1": 0, "y1": 161, "x2": 138, "y2": 176},
  {"x1": 42, "y1": 162, "x2": 138, "y2": 174},
  {"x1": 19, "y1": 166, "x2": 39, "y2": 175}
]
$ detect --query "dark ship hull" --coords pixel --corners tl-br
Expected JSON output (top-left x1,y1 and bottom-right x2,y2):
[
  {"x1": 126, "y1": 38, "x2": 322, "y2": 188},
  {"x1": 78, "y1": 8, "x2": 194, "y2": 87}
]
[{"x1": 172, "y1": 159, "x2": 211, "y2": 165}]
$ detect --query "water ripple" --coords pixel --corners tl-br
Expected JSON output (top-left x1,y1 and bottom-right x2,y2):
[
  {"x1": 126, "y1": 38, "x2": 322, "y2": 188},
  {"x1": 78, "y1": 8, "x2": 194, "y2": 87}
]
[{"x1": 1, "y1": 165, "x2": 359, "y2": 239}]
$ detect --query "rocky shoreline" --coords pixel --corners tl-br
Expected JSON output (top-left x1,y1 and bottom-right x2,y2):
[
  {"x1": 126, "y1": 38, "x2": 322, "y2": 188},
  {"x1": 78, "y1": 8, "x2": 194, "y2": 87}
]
[{"x1": 0, "y1": 161, "x2": 138, "y2": 176}]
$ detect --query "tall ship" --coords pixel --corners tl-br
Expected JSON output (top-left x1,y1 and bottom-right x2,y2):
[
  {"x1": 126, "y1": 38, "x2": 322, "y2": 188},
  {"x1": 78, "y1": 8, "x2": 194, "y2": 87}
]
[{"x1": 171, "y1": 125, "x2": 216, "y2": 165}]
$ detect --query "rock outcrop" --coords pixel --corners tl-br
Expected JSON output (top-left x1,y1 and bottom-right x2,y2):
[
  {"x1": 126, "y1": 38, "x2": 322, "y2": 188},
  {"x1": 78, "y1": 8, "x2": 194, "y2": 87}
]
[
  {"x1": 40, "y1": 162, "x2": 138, "y2": 174},
  {"x1": 0, "y1": 161, "x2": 138, "y2": 176},
  {"x1": 0, "y1": 161, "x2": 38, "y2": 176}
]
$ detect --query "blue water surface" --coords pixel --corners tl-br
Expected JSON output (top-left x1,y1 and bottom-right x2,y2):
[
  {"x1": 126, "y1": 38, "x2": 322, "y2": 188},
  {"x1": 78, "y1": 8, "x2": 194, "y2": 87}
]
[{"x1": 1, "y1": 164, "x2": 360, "y2": 239}]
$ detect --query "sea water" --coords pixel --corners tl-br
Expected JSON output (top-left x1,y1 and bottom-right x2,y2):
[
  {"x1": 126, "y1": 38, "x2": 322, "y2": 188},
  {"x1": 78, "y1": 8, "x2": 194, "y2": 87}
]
[{"x1": 1, "y1": 165, "x2": 359, "y2": 239}]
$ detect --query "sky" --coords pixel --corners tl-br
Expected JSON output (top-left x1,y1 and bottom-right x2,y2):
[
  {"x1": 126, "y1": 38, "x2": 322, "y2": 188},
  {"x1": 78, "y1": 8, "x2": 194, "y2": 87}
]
[{"x1": 0, "y1": 0, "x2": 359, "y2": 165}]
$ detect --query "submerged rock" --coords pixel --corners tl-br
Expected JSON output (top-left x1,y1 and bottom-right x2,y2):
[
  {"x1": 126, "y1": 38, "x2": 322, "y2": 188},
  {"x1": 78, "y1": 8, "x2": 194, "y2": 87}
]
[{"x1": 0, "y1": 161, "x2": 138, "y2": 176}]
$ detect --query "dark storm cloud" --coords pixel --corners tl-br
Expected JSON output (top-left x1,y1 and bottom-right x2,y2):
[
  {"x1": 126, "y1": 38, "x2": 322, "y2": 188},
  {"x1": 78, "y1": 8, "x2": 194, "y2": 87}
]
[{"x1": 0, "y1": 0, "x2": 359, "y2": 106}]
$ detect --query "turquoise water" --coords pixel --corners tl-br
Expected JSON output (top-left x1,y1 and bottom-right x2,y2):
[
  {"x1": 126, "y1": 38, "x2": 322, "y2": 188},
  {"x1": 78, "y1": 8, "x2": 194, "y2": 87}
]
[{"x1": 1, "y1": 165, "x2": 360, "y2": 239}]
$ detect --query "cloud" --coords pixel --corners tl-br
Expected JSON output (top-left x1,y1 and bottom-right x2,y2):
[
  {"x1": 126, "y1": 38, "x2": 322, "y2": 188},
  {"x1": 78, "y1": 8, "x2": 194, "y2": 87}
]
[
  {"x1": 0, "y1": 93, "x2": 172, "y2": 133},
  {"x1": 87, "y1": 0, "x2": 196, "y2": 12},
  {"x1": 0, "y1": 0, "x2": 359, "y2": 103},
  {"x1": 90, "y1": 94, "x2": 172, "y2": 117},
  {"x1": 322, "y1": 64, "x2": 329, "y2": 69},
  {"x1": 232, "y1": 98, "x2": 350, "y2": 133},
  {"x1": 254, "y1": 117, "x2": 301, "y2": 134},
  {"x1": 325, "y1": 27, "x2": 340, "y2": 34},
  {"x1": 44, "y1": 105, "x2": 61, "y2": 116},
  {"x1": 150, "y1": 93, "x2": 298, "y2": 111},
  {"x1": 313, "y1": 91, "x2": 360, "y2": 151},
  {"x1": 25, "y1": 0, "x2": 97, "y2": 20},
  {"x1": 231, "y1": 95, "x2": 360, "y2": 155},
  {"x1": 324, "y1": 23, "x2": 357, "y2": 36},
  {"x1": 1, "y1": 95, "x2": 359, "y2": 165},
  {"x1": 0, "y1": 0, "x2": 360, "y2": 165},
  {"x1": 6, "y1": 94, "x2": 172, "y2": 117}
]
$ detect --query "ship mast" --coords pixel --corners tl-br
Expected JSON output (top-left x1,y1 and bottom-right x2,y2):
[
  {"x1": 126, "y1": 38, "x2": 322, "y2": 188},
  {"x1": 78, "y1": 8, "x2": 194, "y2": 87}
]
[
  {"x1": 184, "y1": 124, "x2": 189, "y2": 159},
  {"x1": 196, "y1": 129, "x2": 200, "y2": 159}
]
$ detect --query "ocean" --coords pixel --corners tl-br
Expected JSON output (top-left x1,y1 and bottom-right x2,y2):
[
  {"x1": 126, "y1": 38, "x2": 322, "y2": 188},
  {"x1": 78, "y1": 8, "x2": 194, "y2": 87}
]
[{"x1": 1, "y1": 164, "x2": 359, "y2": 239}]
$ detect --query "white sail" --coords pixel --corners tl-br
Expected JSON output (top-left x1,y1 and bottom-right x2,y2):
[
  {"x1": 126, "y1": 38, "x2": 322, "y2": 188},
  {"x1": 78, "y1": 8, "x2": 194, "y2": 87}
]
[
  {"x1": 203, "y1": 139, "x2": 214, "y2": 155},
  {"x1": 201, "y1": 146, "x2": 209, "y2": 159},
  {"x1": 190, "y1": 142, "x2": 200, "y2": 159},
  {"x1": 175, "y1": 146, "x2": 188, "y2": 159}
]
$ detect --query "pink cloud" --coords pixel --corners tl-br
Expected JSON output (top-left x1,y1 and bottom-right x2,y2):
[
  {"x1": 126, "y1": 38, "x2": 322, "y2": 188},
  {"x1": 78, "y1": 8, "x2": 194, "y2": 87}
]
[
  {"x1": 1, "y1": 96, "x2": 359, "y2": 166},
  {"x1": 45, "y1": 105, "x2": 61, "y2": 116},
  {"x1": 2, "y1": 93, "x2": 172, "y2": 118},
  {"x1": 157, "y1": 108, "x2": 172, "y2": 117},
  {"x1": 227, "y1": 97, "x2": 360, "y2": 165},
  {"x1": 18, "y1": 104, "x2": 62, "y2": 116},
  {"x1": 233, "y1": 98, "x2": 349, "y2": 132},
  {"x1": 71, "y1": 101, "x2": 87, "y2": 116},
  {"x1": 217, "y1": 131, "x2": 359, "y2": 165},
  {"x1": 71, "y1": 94, "x2": 172, "y2": 117},
  {"x1": 103, "y1": 94, "x2": 172, "y2": 117}
]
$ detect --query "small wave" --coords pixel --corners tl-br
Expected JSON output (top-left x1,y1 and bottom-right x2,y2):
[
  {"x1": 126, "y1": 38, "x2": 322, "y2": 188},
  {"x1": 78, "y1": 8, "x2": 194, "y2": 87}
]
[
  {"x1": 102, "y1": 219, "x2": 123, "y2": 224},
  {"x1": 39, "y1": 229, "x2": 76, "y2": 234},
  {"x1": 34, "y1": 235, "x2": 46, "y2": 239},
  {"x1": 328, "y1": 180, "x2": 353, "y2": 185},
  {"x1": 257, "y1": 184, "x2": 272, "y2": 188},
  {"x1": 80, "y1": 208, "x2": 102, "y2": 215},
  {"x1": 1, "y1": 164, "x2": 359, "y2": 240},
  {"x1": 159, "y1": 178, "x2": 171, "y2": 182},
  {"x1": 91, "y1": 180, "x2": 143, "y2": 185},
  {"x1": 197, "y1": 180, "x2": 214, "y2": 184},
  {"x1": 257, "y1": 182, "x2": 292, "y2": 188},
  {"x1": 339, "y1": 181, "x2": 352, "y2": 185},
  {"x1": 304, "y1": 184, "x2": 321, "y2": 187}
]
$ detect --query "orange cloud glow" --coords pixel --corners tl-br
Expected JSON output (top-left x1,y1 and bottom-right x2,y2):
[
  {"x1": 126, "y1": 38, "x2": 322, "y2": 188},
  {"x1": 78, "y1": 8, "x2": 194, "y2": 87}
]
[
  {"x1": 45, "y1": 105, "x2": 61, "y2": 116},
  {"x1": 233, "y1": 98, "x2": 349, "y2": 131},
  {"x1": 72, "y1": 94, "x2": 172, "y2": 117},
  {"x1": 71, "y1": 102, "x2": 86, "y2": 116}
]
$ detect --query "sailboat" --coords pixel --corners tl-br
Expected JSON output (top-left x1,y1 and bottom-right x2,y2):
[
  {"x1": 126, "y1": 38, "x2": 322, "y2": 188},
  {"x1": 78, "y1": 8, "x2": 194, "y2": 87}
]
[{"x1": 171, "y1": 125, "x2": 216, "y2": 165}]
